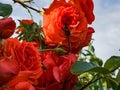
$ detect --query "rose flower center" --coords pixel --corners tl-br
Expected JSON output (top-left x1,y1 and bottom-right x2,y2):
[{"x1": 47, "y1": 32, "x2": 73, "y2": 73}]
[{"x1": 61, "y1": 6, "x2": 79, "y2": 30}]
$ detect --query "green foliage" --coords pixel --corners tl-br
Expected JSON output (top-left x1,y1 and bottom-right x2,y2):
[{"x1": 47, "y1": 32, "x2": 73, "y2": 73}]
[
  {"x1": 71, "y1": 62, "x2": 110, "y2": 75},
  {"x1": 17, "y1": 21, "x2": 42, "y2": 42},
  {"x1": 115, "y1": 83, "x2": 120, "y2": 90},
  {"x1": 71, "y1": 43, "x2": 120, "y2": 90},
  {"x1": 0, "y1": 3, "x2": 12, "y2": 18},
  {"x1": 116, "y1": 70, "x2": 120, "y2": 83},
  {"x1": 71, "y1": 61, "x2": 94, "y2": 75},
  {"x1": 104, "y1": 56, "x2": 120, "y2": 71},
  {"x1": 90, "y1": 57, "x2": 103, "y2": 66},
  {"x1": 106, "y1": 77, "x2": 119, "y2": 89},
  {"x1": 88, "y1": 67, "x2": 110, "y2": 74}
]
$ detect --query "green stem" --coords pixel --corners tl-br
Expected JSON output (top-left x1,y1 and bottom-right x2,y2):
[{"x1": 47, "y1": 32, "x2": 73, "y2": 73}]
[
  {"x1": 40, "y1": 49, "x2": 53, "y2": 52},
  {"x1": 26, "y1": 8, "x2": 33, "y2": 19},
  {"x1": 99, "y1": 79, "x2": 104, "y2": 90},
  {"x1": 13, "y1": 0, "x2": 41, "y2": 13}
]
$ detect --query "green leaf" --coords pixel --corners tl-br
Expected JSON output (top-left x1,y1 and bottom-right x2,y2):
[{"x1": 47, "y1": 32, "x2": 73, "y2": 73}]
[
  {"x1": 115, "y1": 83, "x2": 120, "y2": 90},
  {"x1": 17, "y1": 21, "x2": 41, "y2": 42},
  {"x1": 88, "y1": 67, "x2": 110, "y2": 74},
  {"x1": 90, "y1": 57, "x2": 103, "y2": 66},
  {"x1": 104, "y1": 56, "x2": 120, "y2": 71},
  {"x1": 53, "y1": 47, "x2": 67, "y2": 54},
  {"x1": 98, "y1": 79, "x2": 104, "y2": 90},
  {"x1": 71, "y1": 61, "x2": 94, "y2": 75},
  {"x1": 90, "y1": 45, "x2": 95, "y2": 53},
  {"x1": 116, "y1": 69, "x2": 120, "y2": 83},
  {"x1": 75, "y1": 81, "x2": 82, "y2": 90},
  {"x1": 0, "y1": 3, "x2": 12, "y2": 18},
  {"x1": 106, "y1": 77, "x2": 119, "y2": 89},
  {"x1": 71, "y1": 61, "x2": 110, "y2": 75}
]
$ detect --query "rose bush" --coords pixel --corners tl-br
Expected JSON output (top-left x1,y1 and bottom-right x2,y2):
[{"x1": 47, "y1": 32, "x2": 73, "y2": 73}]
[{"x1": 1, "y1": 0, "x2": 118, "y2": 90}]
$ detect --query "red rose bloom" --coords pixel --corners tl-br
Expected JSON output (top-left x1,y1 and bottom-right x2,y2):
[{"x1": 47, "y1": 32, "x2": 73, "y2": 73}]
[
  {"x1": 0, "y1": 42, "x2": 3, "y2": 57},
  {"x1": 36, "y1": 51, "x2": 78, "y2": 90},
  {"x1": 43, "y1": 0, "x2": 94, "y2": 53},
  {"x1": 0, "y1": 87, "x2": 7, "y2": 90},
  {"x1": 0, "y1": 38, "x2": 42, "y2": 89},
  {"x1": 0, "y1": 38, "x2": 20, "y2": 85},
  {"x1": 0, "y1": 17, "x2": 16, "y2": 39},
  {"x1": 7, "y1": 40, "x2": 43, "y2": 89},
  {"x1": 15, "y1": 41, "x2": 42, "y2": 79},
  {"x1": 7, "y1": 73, "x2": 37, "y2": 90},
  {"x1": 14, "y1": 81, "x2": 35, "y2": 90},
  {"x1": 78, "y1": 0, "x2": 95, "y2": 24}
]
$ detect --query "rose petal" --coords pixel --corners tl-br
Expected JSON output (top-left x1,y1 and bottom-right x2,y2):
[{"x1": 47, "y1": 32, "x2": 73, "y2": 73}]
[
  {"x1": 53, "y1": 66, "x2": 60, "y2": 82},
  {"x1": 15, "y1": 81, "x2": 35, "y2": 90}
]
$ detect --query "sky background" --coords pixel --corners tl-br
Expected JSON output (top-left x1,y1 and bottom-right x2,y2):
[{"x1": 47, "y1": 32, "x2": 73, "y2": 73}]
[{"x1": 0, "y1": 0, "x2": 120, "y2": 61}]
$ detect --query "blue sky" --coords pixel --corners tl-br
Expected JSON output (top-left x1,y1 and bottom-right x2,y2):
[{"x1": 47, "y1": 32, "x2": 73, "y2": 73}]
[
  {"x1": 0, "y1": 0, "x2": 120, "y2": 60},
  {"x1": 93, "y1": 0, "x2": 120, "y2": 60}
]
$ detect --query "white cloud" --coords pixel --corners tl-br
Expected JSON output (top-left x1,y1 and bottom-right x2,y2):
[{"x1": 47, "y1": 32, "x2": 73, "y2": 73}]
[
  {"x1": 93, "y1": 0, "x2": 120, "y2": 60},
  {"x1": 0, "y1": 0, "x2": 13, "y2": 4}
]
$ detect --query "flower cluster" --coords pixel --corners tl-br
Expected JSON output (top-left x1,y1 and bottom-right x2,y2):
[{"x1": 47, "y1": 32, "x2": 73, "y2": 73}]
[{"x1": 0, "y1": 0, "x2": 94, "y2": 90}]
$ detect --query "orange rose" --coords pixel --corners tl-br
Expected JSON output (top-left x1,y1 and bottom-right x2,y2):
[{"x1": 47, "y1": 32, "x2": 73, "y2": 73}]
[
  {"x1": 0, "y1": 38, "x2": 42, "y2": 89},
  {"x1": 0, "y1": 17, "x2": 16, "y2": 39},
  {"x1": 43, "y1": 0, "x2": 94, "y2": 53},
  {"x1": 7, "y1": 40, "x2": 42, "y2": 89},
  {"x1": 7, "y1": 71, "x2": 37, "y2": 89},
  {"x1": 78, "y1": 0, "x2": 95, "y2": 24},
  {"x1": 14, "y1": 41, "x2": 42, "y2": 79}
]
